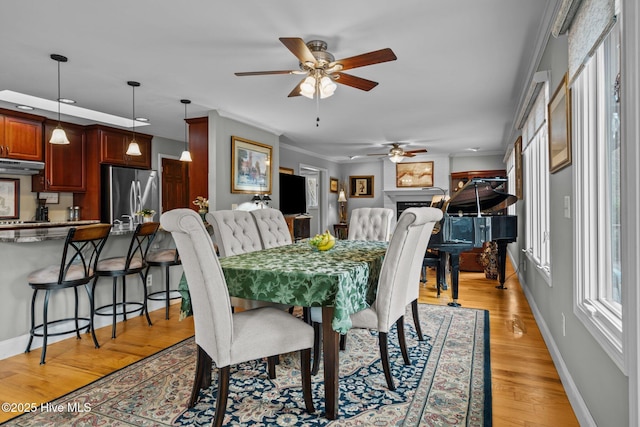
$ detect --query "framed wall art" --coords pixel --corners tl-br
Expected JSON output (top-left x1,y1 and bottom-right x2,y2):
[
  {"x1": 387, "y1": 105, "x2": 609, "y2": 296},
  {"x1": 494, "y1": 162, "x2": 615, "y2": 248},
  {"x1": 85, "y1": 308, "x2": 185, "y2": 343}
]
[
  {"x1": 231, "y1": 136, "x2": 273, "y2": 194},
  {"x1": 396, "y1": 161, "x2": 434, "y2": 187},
  {"x1": 0, "y1": 178, "x2": 20, "y2": 219},
  {"x1": 329, "y1": 177, "x2": 339, "y2": 193},
  {"x1": 514, "y1": 136, "x2": 523, "y2": 199},
  {"x1": 548, "y1": 72, "x2": 572, "y2": 173},
  {"x1": 349, "y1": 175, "x2": 374, "y2": 198}
]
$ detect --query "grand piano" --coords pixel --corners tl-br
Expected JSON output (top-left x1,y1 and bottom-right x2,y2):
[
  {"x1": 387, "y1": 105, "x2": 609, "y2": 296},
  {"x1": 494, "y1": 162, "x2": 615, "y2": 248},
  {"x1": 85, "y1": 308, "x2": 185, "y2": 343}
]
[{"x1": 428, "y1": 177, "x2": 517, "y2": 306}]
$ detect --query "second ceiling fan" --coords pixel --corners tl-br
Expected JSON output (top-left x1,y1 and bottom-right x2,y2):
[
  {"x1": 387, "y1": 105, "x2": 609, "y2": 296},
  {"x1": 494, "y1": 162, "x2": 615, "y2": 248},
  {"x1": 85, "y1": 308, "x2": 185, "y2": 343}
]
[
  {"x1": 366, "y1": 143, "x2": 428, "y2": 163},
  {"x1": 235, "y1": 37, "x2": 397, "y2": 99}
]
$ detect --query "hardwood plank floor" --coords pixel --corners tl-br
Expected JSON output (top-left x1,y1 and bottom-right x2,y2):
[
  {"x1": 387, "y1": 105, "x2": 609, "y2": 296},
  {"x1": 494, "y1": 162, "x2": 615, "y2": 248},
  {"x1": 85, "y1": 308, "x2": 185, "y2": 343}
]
[{"x1": 0, "y1": 261, "x2": 578, "y2": 426}]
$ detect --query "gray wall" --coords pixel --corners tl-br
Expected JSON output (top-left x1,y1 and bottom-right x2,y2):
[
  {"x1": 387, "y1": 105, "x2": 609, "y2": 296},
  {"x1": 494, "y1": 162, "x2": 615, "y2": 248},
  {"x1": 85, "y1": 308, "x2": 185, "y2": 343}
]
[{"x1": 511, "y1": 32, "x2": 628, "y2": 426}]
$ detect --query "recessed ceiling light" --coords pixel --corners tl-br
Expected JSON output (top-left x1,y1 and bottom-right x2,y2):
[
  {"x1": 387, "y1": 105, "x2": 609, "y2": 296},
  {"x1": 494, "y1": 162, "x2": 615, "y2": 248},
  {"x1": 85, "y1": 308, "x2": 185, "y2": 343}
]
[
  {"x1": 0, "y1": 90, "x2": 150, "y2": 129},
  {"x1": 135, "y1": 117, "x2": 149, "y2": 122},
  {"x1": 466, "y1": 147, "x2": 480, "y2": 152},
  {"x1": 16, "y1": 105, "x2": 34, "y2": 110},
  {"x1": 58, "y1": 98, "x2": 76, "y2": 104}
]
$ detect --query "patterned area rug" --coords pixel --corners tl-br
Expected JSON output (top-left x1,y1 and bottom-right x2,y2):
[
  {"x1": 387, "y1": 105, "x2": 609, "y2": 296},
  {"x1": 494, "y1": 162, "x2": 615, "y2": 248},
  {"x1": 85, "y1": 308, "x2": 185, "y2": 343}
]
[{"x1": 4, "y1": 304, "x2": 491, "y2": 426}]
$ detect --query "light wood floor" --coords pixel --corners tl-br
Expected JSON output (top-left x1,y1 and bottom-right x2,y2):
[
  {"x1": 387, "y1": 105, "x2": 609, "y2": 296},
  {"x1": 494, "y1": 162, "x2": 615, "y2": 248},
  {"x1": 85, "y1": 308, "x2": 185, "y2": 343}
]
[{"x1": 0, "y1": 262, "x2": 578, "y2": 426}]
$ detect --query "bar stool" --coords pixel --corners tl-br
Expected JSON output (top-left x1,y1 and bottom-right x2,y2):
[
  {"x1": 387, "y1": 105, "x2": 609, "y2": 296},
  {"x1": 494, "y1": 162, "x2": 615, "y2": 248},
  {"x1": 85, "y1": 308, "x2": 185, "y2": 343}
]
[
  {"x1": 145, "y1": 247, "x2": 181, "y2": 320},
  {"x1": 25, "y1": 224, "x2": 111, "y2": 364},
  {"x1": 91, "y1": 222, "x2": 159, "y2": 345}
]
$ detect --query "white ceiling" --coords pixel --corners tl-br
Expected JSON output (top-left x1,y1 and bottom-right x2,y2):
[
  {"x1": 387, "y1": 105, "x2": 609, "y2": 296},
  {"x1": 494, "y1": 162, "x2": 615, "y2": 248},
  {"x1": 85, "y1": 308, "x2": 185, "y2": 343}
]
[{"x1": 0, "y1": 0, "x2": 556, "y2": 162}]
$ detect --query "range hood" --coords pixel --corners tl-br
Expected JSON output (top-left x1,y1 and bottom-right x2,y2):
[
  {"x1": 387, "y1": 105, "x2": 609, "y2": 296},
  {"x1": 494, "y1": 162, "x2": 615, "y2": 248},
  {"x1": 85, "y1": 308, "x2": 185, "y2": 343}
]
[{"x1": 0, "y1": 158, "x2": 45, "y2": 175}]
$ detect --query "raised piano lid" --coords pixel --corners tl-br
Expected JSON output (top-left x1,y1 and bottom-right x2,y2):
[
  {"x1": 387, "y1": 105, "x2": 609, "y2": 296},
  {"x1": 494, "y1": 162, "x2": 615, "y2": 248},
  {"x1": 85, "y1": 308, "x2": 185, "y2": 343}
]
[{"x1": 442, "y1": 177, "x2": 517, "y2": 215}]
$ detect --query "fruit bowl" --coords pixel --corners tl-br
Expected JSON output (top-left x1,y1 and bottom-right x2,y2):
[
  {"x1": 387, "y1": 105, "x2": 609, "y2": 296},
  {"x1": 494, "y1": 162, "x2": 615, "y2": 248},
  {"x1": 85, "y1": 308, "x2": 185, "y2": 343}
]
[{"x1": 309, "y1": 231, "x2": 336, "y2": 251}]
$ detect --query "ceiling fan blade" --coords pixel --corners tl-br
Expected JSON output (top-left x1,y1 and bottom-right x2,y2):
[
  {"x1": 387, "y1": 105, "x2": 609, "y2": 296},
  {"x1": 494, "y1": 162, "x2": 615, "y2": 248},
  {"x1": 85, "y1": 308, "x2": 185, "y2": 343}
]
[
  {"x1": 287, "y1": 81, "x2": 303, "y2": 97},
  {"x1": 334, "y1": 73, "x2": 379, "y2": 91},
  {"x1": 366, "y1": 152, "x2": 389, "y2": 156},
  {"x1": 235, "y1": 70, "x2": 297, "y2": 76},
  {"x1": 279, "y1": 37, "x2": 317, "y2": 66},
  {"x1": 405, "y1": 149, "x2": 428, "y2": 154},
  {"x1": 403, "y1": 152, "x2": 416, "y2": 157},
  {"x1": 333, "y1": 48, "x2": 397, "y2": 71}
]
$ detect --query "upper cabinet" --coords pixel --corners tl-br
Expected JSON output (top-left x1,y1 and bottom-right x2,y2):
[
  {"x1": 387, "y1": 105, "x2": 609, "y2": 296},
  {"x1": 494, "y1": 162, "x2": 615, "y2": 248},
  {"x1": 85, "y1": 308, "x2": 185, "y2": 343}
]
[
  {"x1": 99, "y1": 127, "x2": 152, "y2": 169},
  {"x1": 32, "y1": 120, "x2": 86, "y2": 192},
  {"x1": 0, "y1": 109, "x2": 45, "y2": 161}
]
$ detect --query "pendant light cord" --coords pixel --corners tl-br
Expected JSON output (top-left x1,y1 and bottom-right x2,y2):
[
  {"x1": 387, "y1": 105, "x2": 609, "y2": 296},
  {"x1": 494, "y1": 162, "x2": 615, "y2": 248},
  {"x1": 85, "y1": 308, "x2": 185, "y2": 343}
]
[{"x1": 57, "y1": 60, "x2": 61, "y2": 124}]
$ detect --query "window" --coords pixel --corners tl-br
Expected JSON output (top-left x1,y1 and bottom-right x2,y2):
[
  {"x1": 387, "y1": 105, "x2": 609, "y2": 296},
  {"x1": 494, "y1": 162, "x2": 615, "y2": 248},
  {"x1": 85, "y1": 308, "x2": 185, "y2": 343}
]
[
  {"x1": 521, "y1": 84, "x2": 551, "y2": 278},
  {"x1": 573, "y1": 22, "x2": 624, "y2": 371}
]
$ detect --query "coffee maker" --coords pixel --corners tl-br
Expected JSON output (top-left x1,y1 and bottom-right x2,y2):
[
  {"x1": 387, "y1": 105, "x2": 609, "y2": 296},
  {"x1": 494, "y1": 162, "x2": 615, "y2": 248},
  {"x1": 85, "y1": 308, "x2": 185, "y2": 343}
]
[{"x1": 35, "y1": 198, "x2": 49, "y2": 222}]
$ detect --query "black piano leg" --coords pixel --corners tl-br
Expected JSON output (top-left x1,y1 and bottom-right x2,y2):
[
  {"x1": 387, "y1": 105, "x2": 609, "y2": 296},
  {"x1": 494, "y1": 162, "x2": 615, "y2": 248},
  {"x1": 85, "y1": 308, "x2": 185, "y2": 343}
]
[
  {"x1": 447, "y1": 253, "x2": 462, "y2": 307},
  {"x1": 496, "y1": 240, "x2": 508, "y2": 290}
]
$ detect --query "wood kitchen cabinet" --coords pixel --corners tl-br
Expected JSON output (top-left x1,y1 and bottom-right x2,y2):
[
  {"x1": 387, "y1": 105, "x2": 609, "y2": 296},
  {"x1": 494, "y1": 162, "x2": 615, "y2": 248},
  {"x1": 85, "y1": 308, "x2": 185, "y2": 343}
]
[
  {"x1": 99, "y1": 127, "x2": 152, "y2": 169},
  {"x1": 0, "y1": 108, "x2": 44, "y2": 161},
  {"x1": 450, "y1": 169, "x2": 507, "y2": 272},
  {"x1": 73, "y1": 125, "x2": 153, "y2": 220},
  {"x1": 32, "y1": 120, "x2": 86, "y2": 192}
]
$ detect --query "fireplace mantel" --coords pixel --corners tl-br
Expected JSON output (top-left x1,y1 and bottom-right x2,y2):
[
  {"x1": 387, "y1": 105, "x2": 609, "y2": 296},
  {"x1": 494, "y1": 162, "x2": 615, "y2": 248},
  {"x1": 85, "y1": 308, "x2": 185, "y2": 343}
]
[{"x1": 383, "y1": 188, "x2": 448, "y2": 202}]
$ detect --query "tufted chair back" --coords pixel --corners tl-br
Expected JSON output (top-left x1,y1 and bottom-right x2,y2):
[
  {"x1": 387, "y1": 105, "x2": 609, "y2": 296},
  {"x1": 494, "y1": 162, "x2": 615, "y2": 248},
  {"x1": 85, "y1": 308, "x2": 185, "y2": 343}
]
[
  {"x1": 250, "y1": 208, "x2": 293, "y2": 249},
  {"x1": 347, "y1": 207, "x2": 394, "y2": 242},
  {"x1": 206, "y1": 210, "x2": 263, "y2": 257}
]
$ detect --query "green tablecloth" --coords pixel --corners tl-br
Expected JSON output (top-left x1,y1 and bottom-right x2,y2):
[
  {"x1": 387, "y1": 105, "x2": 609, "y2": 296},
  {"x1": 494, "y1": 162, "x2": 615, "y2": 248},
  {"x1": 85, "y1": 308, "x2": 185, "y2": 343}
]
[{"x1": 178, "y1": 240, "x2": 387, "y2": 333}]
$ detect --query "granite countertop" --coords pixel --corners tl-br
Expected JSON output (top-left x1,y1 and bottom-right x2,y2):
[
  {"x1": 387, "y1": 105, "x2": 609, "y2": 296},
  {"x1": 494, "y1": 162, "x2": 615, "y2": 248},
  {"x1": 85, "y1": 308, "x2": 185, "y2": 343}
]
[{"x1": 0, "y1": 221, "x2": 135, "y2": 243}]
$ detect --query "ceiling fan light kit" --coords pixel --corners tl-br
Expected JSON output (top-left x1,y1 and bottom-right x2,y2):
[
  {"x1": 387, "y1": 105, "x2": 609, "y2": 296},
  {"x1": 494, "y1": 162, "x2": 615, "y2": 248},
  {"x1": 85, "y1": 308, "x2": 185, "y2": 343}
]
[{"x1": 366, "y1": 142, "x2": 428, "y2": 162}]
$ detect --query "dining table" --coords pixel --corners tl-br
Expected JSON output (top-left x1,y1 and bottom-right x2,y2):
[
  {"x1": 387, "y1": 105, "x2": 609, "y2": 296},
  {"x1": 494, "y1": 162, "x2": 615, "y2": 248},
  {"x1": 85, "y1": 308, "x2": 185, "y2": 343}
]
[{"x1": 178, "y1": 239, "x2": 388, "y2": 420}]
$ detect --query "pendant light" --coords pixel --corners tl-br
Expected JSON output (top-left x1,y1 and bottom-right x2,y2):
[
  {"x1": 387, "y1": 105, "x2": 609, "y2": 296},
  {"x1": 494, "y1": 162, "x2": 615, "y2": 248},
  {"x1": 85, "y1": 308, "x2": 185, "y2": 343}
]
[
  {"x1": 179, "y1": 99, "x2": 192, "y2": 162},
  {"x1": 49, "y1": 54, "x2": 70, "y2": 145},
  {"x1": 125, "y1": 81, "x2": 142, "y2": 156}
]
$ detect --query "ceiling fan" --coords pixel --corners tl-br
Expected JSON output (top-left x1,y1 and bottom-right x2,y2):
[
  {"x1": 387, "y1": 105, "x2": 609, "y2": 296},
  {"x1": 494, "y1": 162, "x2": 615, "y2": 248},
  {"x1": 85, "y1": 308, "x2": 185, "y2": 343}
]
[
  {"x1": 234, "y1": 38, "x2": 397, "y2": 99},
  {"x1": 366, "y1": 143, "x2": 428, "y2": 163}
]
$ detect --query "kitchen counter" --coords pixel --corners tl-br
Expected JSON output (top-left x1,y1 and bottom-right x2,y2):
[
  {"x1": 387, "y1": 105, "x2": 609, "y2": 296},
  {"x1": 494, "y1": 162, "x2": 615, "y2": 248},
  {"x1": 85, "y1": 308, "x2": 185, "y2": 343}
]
[{"x1": 0, "y1": 221, "x2": 136, "y2": 243}]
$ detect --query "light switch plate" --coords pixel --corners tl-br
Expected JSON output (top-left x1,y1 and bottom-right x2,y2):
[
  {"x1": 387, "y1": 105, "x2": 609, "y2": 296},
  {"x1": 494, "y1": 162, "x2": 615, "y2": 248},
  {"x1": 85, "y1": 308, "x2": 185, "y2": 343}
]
[{"x1": 564, "y1": 196, "x2": 571, "y2": 218}]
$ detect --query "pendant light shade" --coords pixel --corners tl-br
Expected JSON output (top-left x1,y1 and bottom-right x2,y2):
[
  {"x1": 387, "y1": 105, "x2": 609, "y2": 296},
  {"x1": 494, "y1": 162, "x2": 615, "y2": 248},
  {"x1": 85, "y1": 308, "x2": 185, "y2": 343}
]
[
  {"x1": 126, "y1": 81, "x2": 142, "y2": 156},
  {"x1": 179, "y1": 99, "x2": 192, "y2": 162},
  {"x1": 49, "y1": 54, "x2": 70, "y2": 145}
]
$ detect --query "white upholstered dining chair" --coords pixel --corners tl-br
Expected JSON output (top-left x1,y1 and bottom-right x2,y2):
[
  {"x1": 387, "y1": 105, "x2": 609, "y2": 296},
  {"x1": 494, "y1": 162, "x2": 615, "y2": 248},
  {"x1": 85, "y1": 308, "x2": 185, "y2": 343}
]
[
  {"x1": 161, "y1": 209, "x2": 315, "y2": 427},
  {"x1": 206, "y1": 210, "x2": 290, "y2": 312},
  {"x1": 347, "y1": 207, "x2": 394, "y2": 241},
  {"x1": 250, "y1": 208, "x2": 293, "y2": 249},
  {"x1": 349, "y1": 207, "x2": 442, "y2": 390}
]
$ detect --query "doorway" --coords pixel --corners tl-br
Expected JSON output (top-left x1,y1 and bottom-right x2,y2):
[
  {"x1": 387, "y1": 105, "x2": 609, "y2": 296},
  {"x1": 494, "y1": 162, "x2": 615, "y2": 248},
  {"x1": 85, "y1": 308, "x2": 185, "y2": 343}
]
[
  {"x1": 299, "y1": 164, "x2": 328, "y2": 236},
  {"x1": 160, "y1": 156, "x2": 190, "y2": 214}
]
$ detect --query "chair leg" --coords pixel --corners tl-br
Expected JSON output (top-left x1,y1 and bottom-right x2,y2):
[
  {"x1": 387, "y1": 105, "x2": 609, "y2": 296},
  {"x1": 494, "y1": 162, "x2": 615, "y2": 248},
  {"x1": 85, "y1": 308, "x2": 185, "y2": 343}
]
[
  {"x1": 378, "y1": 332, "x2": 395, "y2": 391},
  {"x1": 85, "y1": 283, "x2": 100, "y2": 349},
  {"x1": 300, "y1": 348, "x2": 315, "y2": 413},
  {"x1": 164, "y1": 266, "x2": 170, "y2": 320},
  {"x1": 111, "y1": 277, "x2": 118, "y2": 339},
  {"x1": 267, "y1": 355, "x2": 278, "y2": 379},
  {"x1": 396, "y1": 316, "x2": 410, "y2": 365},
  {"x1": 25, "y1": 289, "x2": 37, "y2": 354},
  {"x1": 213, "y1": 365, "x2": 230, "y2": 427},
  {"x1": 189, "y1": 345, "x2": 212, "y2": 408},
  {"x1": 311, "y1": 322, "x2": 321, "y2": 375},
  {"x1": 339, "y1": 333, "x2": 347, "y2": 351},
  {"x1": 138, "y1": 272, "x2": 153, "y2": 326},
  {"x1": 411, "y1": 299, "x2": 424, "y2": 341},
  {"x1": 38, "y1": 290, "x2": 51, "y2": 364}
]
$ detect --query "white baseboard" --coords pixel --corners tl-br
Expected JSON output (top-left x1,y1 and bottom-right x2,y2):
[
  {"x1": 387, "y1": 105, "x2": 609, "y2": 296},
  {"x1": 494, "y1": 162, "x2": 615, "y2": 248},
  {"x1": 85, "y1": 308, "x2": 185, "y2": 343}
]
[
  {"x1": 509, "y1": 250, "x2": 596, "y2": 427},
  {"x1": 0, "y1": 299, "x2": 167, "y2": 361}
]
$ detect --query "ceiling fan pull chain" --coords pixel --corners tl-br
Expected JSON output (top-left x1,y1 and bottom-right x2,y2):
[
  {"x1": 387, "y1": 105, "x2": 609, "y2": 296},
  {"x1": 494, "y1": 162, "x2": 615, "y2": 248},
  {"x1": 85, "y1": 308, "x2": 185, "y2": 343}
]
[{"x1": 316, "y1": 89, "x2": 320, "y2": 127}]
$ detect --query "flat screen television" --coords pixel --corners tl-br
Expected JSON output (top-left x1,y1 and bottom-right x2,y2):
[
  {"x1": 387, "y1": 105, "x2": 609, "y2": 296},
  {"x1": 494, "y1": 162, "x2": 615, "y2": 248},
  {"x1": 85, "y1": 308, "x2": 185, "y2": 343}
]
[{"x1": 279, "y1": 173, "x2": 307, "y2": 215}]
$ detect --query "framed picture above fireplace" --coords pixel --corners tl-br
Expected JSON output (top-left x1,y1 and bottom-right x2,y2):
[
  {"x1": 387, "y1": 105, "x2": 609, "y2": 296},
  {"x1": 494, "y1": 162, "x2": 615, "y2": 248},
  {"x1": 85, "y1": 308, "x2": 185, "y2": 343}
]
[{"x1": 396, "y1": 161, "x2": 434, "y2": 187}]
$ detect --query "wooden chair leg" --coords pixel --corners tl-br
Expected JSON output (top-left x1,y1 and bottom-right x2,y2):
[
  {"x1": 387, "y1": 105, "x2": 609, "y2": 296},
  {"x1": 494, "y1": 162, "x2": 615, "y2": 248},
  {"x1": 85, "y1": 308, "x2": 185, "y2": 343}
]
[
  {"x1": 411, "y1": 299, "x2": 424, "y2": 341},
  {"x1": 311, "y1": 322, "x2": 321, "y2": 375},
  {"x1": 267, "y1": 355, "x2": 278, "y2": 379},
  {"x1": 396, "y1": 316, "x2": 410, "y2": 365},
  {"x1": 378, "y1": 332, "x2": 395, "y2": 391},
  {"x1": 300, "y1": 348, "x2": 315, "y2": 413},
  {"x1": 213, "y1": 366, "x2": 230, "y2": 427},
  {"x1": 339, "y1": 333, "x2": 347, "y2": 351},
  {"x1": 189, "y1": 345, "x2": 212, "y2": 408}
]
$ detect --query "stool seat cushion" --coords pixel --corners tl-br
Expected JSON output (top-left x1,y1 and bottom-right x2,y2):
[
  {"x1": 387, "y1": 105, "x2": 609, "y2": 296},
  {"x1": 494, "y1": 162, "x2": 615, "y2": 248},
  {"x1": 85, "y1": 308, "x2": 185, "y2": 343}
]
[
  {"x1": 28, "y1": 264, "x2": 91, "y2": 285},
  {"x1": 96, "y1": 256, "x2": 143, "y2": 272},
  {"x1": 146, "y1": 249, "x2": 179, "y2": 264}
]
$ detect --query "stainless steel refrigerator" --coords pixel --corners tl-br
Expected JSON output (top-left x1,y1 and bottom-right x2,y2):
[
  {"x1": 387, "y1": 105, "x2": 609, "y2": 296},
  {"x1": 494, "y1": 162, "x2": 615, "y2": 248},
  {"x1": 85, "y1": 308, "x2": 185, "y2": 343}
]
[{"x1": 101, "y1": 165, "x2": 159, "y2": 224}]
